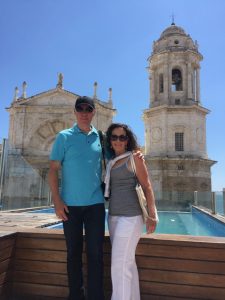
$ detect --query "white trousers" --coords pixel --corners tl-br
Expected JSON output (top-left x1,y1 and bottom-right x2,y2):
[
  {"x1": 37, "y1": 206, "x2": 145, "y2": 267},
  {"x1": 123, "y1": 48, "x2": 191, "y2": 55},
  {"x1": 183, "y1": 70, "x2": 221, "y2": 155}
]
[{"x1": 108, "y1": 215, "x2": 143, "y2": 300}]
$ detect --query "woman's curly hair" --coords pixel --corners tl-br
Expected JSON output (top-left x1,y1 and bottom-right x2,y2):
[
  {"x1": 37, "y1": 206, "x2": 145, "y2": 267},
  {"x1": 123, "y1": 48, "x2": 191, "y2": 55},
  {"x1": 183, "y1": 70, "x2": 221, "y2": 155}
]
[{"x1": 106, "y1": 123, "x2": 140, "y2": 156}]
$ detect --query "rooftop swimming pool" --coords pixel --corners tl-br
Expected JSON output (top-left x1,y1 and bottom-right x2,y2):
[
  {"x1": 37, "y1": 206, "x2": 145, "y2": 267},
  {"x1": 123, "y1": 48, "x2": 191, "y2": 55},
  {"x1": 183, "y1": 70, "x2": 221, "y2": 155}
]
[
  {"x1": 155, "y1": 208, "x2": 225, "y2": 236},
  {"x1": 32, "y1": 207, "x2": 225, "y2": 237}
]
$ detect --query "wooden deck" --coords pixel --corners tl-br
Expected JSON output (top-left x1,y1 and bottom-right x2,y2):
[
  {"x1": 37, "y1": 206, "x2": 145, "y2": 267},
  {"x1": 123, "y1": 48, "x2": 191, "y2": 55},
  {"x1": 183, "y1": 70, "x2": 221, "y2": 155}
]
[
  {"x1": 0, "y1": 209, "x2": 59, "y2": 229},
  {"x1": 1, "y1": 226, "x2": 225, "y2": 300}
]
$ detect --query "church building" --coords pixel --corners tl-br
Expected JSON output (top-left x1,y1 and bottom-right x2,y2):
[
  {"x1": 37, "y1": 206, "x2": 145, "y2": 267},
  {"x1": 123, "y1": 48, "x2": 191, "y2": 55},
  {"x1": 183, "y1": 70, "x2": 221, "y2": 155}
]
[{"x1": 143, "y1": 22, "x2": 216, "y2": 204}]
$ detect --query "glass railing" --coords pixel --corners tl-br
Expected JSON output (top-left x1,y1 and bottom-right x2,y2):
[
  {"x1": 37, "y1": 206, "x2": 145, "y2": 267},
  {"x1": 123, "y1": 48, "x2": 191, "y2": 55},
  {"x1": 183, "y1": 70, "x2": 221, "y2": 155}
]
[
  {"x1": 215, "y1": 191, "x2": 225, "y2": 216},
  {"x1": 193, "y1": 191, "x2": 212, "y2": 211},
  {"x1": 193, "y1": 190, "x2": 225, "y2": 217},
  {"x1": 0, "y1": 138, "x2": 224, "y2": 217},
  {"x1": 0, "y1": 139, "x2": 52, "y2": 211},
  {"x1": 154, "y1": 191, "x2": 195, "y2": 212}
]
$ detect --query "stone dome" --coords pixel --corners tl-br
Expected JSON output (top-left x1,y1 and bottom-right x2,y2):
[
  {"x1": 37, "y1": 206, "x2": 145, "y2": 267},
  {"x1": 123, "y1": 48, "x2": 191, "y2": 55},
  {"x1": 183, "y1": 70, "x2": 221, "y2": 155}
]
[
  {"x1": 150, "y1": 23, "x2": 201, "y2": 57},
  {"x1": 159, "y1": 24, "x2": 187, "y2": 40}
]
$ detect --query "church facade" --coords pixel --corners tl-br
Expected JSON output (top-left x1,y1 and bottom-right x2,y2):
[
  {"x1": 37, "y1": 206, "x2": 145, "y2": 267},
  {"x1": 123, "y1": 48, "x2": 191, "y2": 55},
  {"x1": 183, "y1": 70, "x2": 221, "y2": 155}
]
[{"x1": 0, "y1": 77, "x2": 116, "y2": 209}]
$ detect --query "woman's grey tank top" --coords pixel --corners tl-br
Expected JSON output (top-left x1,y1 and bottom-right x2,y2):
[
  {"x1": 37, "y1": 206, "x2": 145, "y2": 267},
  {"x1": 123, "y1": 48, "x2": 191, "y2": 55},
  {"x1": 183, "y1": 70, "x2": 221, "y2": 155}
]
[{"x1": 108, "y1": 158, "x2": 142, "y2": 217}]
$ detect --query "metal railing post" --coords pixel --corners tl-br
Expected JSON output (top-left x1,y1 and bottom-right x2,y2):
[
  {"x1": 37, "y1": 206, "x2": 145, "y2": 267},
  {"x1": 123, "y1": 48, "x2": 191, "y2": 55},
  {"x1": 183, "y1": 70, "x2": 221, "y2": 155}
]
[
  {"x1": 211, "y1": 192, "x2": 216, "y2": 214},
  {"x1": 194, "y1": 191, "x2": 198, "y2": 206},
  {"x1": 47, "y1": 190, "x2": 51, "y2": 206},
  {"x1": 223, "y1": 188, "x2": 225, "y2": 216},
  {"x1": 0, "y1": 139, "x2": 7, "y2": 209}
]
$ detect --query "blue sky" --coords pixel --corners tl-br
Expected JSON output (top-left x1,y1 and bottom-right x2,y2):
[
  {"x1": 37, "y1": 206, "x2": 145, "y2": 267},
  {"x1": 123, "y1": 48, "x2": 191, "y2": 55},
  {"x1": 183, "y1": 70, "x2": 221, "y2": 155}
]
[{"x1": 0, "y1": 0, "x2": 224, "y2": 191}]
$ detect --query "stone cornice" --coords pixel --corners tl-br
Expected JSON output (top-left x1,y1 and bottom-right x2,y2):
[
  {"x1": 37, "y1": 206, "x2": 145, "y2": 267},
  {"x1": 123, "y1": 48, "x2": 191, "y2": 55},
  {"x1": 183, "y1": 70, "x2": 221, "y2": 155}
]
[
  {"x1": 145, "y1": 155, "x2": 217, "y2": 167},
  {"x1": 149, "y1": 49, "x2": 203, "y2": 64},
  {"x1": 7, "y1": 88, "x2": 78, "y2": 108},
  {"x1": 6, "y1": 87, "x2": 116, "y2": 112},
  {"x1": 143, "y1": 104, "x2": 210, "y2": 119}
]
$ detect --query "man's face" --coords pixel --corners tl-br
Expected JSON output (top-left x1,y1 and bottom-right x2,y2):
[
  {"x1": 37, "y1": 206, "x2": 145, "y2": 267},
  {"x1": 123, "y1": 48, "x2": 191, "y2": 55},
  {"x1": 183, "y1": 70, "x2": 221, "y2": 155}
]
[{"x1": 74, "y1": 104, "x2": 95, "y2": 127}]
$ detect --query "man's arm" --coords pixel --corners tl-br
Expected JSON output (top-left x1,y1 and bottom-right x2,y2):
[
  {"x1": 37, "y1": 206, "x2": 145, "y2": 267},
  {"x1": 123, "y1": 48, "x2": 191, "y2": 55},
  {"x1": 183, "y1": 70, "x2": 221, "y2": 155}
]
[{"x1": 48, "y1": 160, "x2": 69, "y2": 221}]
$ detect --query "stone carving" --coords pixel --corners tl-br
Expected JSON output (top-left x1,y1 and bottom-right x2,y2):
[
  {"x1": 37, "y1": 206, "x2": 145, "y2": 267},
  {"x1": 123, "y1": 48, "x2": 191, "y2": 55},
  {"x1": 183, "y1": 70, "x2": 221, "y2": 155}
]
[
  {"x1": 152, "y1": 127, "x2": 162, "y2": 142},
  {"x1": 93, "y1": 81, "x2": 98, "y2": 98},
  {"x1": 13, "y1": 87, "x2": 19, "y2": 102},
  {"x1": 57, "y1": 73, "x2": 63, "y2": 89},
  {"x1": 22, "y1": 81, "x2": 27, "y2": 98},
  {"x1": 108, "y1": 88, "x2": 113, "y2": 106}
]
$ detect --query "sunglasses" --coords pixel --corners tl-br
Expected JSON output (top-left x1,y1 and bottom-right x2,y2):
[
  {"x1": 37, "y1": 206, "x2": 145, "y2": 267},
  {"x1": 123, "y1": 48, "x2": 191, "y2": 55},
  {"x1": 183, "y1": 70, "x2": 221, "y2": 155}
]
[
  {"x1": 76, "y1": 105, "x2": 94, "y2": 113},
  {"x1": 110, "y1": 134, "x2": 128, "y2": 142}
]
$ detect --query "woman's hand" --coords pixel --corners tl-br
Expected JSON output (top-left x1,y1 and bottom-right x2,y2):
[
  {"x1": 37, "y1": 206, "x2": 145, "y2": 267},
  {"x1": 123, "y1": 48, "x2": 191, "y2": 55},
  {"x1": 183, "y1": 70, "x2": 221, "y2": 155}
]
[
  {"x1": 146, "y1": 217, "x2": 157, "y2": 234},
  {"x1": 133, "y1": 150, "x2": 145, "y2": 161}
]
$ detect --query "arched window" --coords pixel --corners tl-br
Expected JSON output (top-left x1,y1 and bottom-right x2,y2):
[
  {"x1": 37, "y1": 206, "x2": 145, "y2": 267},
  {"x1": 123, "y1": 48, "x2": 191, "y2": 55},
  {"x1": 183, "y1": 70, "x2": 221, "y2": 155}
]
[
  {"x1": 171, "y1": 68, "x2": 182, "y2": 91},
  {"x1": 159, "y1": 74, "x2": 164, "y2": 93}
]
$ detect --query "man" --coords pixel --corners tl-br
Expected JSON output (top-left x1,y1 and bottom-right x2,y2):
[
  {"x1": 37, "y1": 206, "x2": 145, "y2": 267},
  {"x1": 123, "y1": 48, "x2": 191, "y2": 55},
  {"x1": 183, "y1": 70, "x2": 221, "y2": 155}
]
[{"x1": 48, "y1": 96, "x2": 105, "y2": 300}]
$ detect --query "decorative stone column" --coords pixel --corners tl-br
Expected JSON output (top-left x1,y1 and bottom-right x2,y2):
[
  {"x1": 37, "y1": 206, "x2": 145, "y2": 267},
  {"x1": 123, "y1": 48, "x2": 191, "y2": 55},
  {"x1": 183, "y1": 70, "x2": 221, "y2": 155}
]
[
  {"x1": 151, "y1": 70, "x2": 155, "y2": 103},
  {"x1": 13, "y1": 87, "x2": 19, "y2": 102},
  {"x1": 108, "y1": 87, "x2": 113, "y2": 107},
  {"x1": 192, "y1": 69, "x2": 196, "y2": 101},
  {"x1": 93, "y1": 81, "x2": 98, "y2": 99},
  {"x1": 196, "y1": 67, "x2": 200, "y2": 103},
  {"x1": 149, "y1": 72, "x2": 153, "y2": 106},
  {"x1": 22, "y1": 81, "x2": 27, "y2": 99},
  {"x1": 164, "y1": 63, "x2": 169, "y2": 101},
  {"x1": 167, "y1": 63, "x2": 171, "y2": 103},
  {"x1": 187, "y1": 63, "x2": 192, "y2": 99},
  {"x1": 38, "y1": 169, "x2": 48, "y2": 200}
]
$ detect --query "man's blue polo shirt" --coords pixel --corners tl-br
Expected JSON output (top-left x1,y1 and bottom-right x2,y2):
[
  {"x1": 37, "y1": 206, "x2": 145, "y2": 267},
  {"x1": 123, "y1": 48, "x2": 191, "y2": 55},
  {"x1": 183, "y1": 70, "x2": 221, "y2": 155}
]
[{"x1": 50, "y1": 124, "x2": 104, "y2": 206}]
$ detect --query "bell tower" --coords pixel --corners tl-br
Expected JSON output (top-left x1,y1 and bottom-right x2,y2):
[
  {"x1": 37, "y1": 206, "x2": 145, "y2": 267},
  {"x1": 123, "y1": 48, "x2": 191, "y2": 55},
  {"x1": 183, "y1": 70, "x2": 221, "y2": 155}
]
[
  {"x1": 149, "y1": 24, "x2": 202, "y2": 108},
  {"x1": 143, "y1": 23, "x2": 216, "y2": 203}
]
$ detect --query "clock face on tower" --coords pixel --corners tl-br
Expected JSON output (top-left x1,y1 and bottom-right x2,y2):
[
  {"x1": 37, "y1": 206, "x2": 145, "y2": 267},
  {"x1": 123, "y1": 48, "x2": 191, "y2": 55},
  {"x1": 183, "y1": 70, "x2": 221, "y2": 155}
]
[{"x1": 152, "y1": 127, "x2": 162, "y2": 142}]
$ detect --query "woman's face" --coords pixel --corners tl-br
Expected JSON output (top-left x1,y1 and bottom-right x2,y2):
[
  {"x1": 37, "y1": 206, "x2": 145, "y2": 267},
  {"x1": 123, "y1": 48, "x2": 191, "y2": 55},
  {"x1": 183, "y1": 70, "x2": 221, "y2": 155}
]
[{"x1": 110, "y1": 127, "x2": 128, "y2": 156}]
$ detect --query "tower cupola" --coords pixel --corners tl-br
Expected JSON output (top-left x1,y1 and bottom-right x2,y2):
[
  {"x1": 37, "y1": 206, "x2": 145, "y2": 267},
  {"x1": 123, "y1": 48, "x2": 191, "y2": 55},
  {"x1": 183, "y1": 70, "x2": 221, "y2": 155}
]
[{"x1": 148, "y1": 23, "x2": 203, "y2": 108}]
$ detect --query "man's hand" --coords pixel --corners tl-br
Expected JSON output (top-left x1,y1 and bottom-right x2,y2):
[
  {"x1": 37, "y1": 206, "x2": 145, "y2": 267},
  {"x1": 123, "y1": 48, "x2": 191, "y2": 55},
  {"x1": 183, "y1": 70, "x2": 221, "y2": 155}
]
[
  {"x1": 48, "y1": 160, "x2": 69, "y2": 221},
  {"x1": 54, "y1": 197, "x2": 69, "y2": 221}
]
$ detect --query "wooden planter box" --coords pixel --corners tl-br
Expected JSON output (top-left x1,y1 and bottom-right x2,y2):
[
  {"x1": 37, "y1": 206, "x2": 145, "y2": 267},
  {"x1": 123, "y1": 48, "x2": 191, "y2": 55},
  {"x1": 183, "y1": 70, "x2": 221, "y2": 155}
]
[{"x1": 1, "y1": 229, "x2": 225, "y2": 299}]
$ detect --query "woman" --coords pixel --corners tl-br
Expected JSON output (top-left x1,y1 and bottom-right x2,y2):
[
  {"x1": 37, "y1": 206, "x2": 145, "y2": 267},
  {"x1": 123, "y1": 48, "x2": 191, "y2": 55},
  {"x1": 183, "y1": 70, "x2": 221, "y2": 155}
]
[{"x1": 104, "y1": 123, "x2": 158, "y2": 300}]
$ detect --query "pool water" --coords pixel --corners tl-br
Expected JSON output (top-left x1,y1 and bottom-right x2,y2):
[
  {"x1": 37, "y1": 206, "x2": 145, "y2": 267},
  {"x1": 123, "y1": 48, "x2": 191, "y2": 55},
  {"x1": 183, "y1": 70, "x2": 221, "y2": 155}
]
[
  {"x1": 35, "y1": 207, "x2": 225, "y2": 237},
  {"x1": 155, "y1": 209, "x2": 225, "y2": 237}
]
